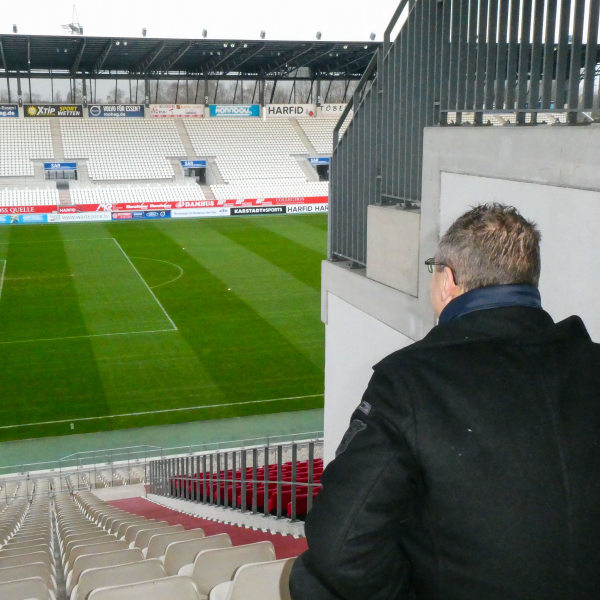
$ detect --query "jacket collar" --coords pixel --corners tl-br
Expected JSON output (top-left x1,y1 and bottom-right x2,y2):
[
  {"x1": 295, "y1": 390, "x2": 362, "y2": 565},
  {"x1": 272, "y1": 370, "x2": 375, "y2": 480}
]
[{"x1": 439, "y1": 284, "x2": 542, "y2": 324}]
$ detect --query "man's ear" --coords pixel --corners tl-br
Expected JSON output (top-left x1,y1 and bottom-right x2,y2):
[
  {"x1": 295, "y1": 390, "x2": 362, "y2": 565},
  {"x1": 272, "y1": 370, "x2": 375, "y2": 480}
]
[{"x1": 441, "y1": 266, "x2": 458, "y2": 303}]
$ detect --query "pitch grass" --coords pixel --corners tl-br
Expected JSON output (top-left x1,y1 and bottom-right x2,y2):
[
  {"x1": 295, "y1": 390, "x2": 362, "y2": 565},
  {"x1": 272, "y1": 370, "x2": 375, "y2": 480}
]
[{"x1": 0, "y1": 215, "x2": 327, "y2": 442}]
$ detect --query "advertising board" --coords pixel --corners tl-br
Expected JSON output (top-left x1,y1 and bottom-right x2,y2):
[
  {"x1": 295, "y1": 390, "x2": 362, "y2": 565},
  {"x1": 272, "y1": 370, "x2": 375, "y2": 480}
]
[
  {"x1": 0, "y1": 105, "x2": 18, "y2": 117},
  {"x1": 130, "y1": 210, "x2": 171, "y2": 220},
  {"x1": 0, "y1": 205, "x2": 57, "y2": 214},
  {"x1": 308, "y1": 157, "x2": 330, "y2": 165},
  {"x1": 266, "y1": 104, "x2": 316, "y2": 117},
  {"x1": 181, "y1": 160, "x2": 207, "y2": 168},
  {"x1": 88, "y1": 105, "x2": 145, "y2": 118},
  {"x1": 320, "y1": 104, "x2": 348, "y2": 117},
  {"x1": 231, "y1": 206, "x2": 287, "y2": 216},
  {"x1": 209, "y1": 105, "x2": 260, "y2": 117},
  {"x1": 57, "y1": 212, "x2": 112, "y2": 223},
  {"x1": 44, "y1": 162, "x2": 77, "y2": 171},
  {"x1": 149, "y1": 104, "x2": 205, "y2": 118},
  {"x1": 285, "y1": 204, "x2": 328, "y2": 214},
  {"x1": 112, "y1": 212, "x2": 133, "y2": 220},
  {"x1": 172, "y1": 207, "x2": 230, "y2": 219},
  {"x1": 24, "y1": 105, "x2": 83, "y2": 118}
]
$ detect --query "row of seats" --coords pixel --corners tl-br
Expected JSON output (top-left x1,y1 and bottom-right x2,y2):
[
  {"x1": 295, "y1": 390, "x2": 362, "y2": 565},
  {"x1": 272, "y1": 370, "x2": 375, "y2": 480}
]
[
  {"x1": 0, "y1": 188, "x2": 59, "y2": 206},
  {"x1": 61, "y1": 121, "x2": 186, "y2": 181},
  {"x1": 71, "y1": 184, "x2": 206, "y2": 204},
  {"x1": 0, "y1": 121, "x2": 54, "y2": 177},
  {"x1": 0, "y1": 477, "x2": 58, "y2": 600},
  {"x1": 297, "y1": 116, "x2": 352, "y2": 154},
  {"x1": 46, "y1": 489, "x2": 295, "y2": 599},
  {"x1": 211, "y1": 179, "x2": 328, "y2": 201},
  {"x1": 184, "y1": 119, "x2": 307, "y2": 157},
  {"x1": 171, "y1": 458, "x2": 323, "y2": 520}
]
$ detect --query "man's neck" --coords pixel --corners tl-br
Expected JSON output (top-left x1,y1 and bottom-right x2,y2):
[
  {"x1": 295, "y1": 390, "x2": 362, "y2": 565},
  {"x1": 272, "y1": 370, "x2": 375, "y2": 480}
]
[{"x1": 439, "y1": 284, "x2": 542, "y2": 324}]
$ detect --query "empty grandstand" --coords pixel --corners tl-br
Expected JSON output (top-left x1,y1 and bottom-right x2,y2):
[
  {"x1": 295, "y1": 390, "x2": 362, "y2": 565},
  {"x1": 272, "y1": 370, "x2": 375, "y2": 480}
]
[
  {"x1": 61, "y1": 120, "x2": 186, "y2": 181},
  {"x1": 0, "y1": 120, "x2": 53, "y2": 177}
]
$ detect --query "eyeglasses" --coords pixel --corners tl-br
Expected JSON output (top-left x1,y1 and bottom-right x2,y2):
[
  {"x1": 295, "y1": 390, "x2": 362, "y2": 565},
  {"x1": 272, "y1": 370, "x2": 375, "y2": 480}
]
[{"x1": 425, "y1": 258, "x2": 459, "y2": 285}]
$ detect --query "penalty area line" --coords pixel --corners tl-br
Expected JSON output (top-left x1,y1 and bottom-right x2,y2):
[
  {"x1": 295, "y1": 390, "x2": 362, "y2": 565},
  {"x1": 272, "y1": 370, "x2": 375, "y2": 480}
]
[
  {"x1": 112, "y1": 239, "x2": 178, "y2": 331},
  {"x1": 0, "y1": 329, "x2": 177, "y2": 346},
  {"x1": 0, "y1": 259, "x2": 5, "y2": 301},
  {"x1": 0, "y1": 394, "x2": 325, "y2": 430}
]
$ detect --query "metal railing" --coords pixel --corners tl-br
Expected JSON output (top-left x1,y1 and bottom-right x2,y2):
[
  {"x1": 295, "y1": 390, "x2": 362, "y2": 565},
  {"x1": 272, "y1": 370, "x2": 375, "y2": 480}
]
[
  {"x1": 149, "y1": 438, "x2": 324, "y2": 523},
  {"x1": 330, "y1": 0, "x2": 600, "y2": 266},
  {"x1": 0, "y1": 431, "x2": 324, "y2": 509}
]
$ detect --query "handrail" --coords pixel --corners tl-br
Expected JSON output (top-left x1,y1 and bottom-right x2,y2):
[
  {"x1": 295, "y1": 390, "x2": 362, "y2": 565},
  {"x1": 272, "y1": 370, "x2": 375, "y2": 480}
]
[
  {"x1": 384, "y1": 0, "x2": 411, "y2": 54},
  {"x1": 0, "y1": 430, "x2": 325, "y2": 477},
  {"x1": 333, "y1": 49, "x2": 380, "y2": 148}
]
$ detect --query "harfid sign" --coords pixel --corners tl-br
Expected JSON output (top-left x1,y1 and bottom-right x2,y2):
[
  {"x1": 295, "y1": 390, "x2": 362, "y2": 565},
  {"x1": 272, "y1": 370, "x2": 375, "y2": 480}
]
[{"x1": 266, "y1": 104, "x2": 316, "y2": 117}]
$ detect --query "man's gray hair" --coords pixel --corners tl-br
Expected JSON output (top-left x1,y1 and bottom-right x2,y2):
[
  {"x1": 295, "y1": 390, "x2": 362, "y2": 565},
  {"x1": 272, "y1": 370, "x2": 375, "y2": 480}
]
[{"x1": 435, "y1": 203, "x2": 542, "y2": 292}]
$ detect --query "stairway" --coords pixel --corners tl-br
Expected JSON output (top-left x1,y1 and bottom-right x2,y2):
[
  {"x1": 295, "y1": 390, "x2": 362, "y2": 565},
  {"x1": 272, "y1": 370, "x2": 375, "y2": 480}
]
[
  {"x1": 206, "y1": 158, "x2": 226, "y2": 185},
  {"x1": 201, "y1": 185, "x2": 216, "y2": 200},
  {"x1": 58, "y1": 189, "x2": 71, "y2": 205},
  {"x1": 49, "y1": 120, "x2": 64, "y2": 160},
  {"x1": 174, "y1": 120, "x2": 197, "y2": 158},
  {"x1": 289, "y1": 119, "x2": 318, "y2": 155},
  {"x1": 296, "y1": 157, "x2": 320, "y2": 182}
]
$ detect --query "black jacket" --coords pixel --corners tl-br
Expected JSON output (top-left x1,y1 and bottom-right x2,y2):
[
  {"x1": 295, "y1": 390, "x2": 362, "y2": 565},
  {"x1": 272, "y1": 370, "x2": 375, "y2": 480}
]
[{"x1": 290, "y1": 307, "x2": 600, "y2": 600}]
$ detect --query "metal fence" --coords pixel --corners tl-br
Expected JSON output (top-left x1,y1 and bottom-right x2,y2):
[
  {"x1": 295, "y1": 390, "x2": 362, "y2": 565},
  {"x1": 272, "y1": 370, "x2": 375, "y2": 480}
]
[
  {"x1": 149, "y1": 438, "x2": 323, "y2": 523},
  {"x1": 330, "y1": 0, "x2": 600, "y2": 265}
]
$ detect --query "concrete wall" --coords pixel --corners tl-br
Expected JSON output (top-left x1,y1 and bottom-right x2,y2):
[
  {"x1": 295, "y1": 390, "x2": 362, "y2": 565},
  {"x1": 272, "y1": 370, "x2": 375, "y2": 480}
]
[
  {"x1": 323, "y1": 294, "x2": 414, "y2": 463},
  {"x1": 322, "y1": 124, "x2": 600, "y2": 461}
]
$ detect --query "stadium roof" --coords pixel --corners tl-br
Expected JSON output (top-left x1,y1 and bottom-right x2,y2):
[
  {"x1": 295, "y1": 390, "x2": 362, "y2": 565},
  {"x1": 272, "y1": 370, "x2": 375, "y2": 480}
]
[{"x1": 0, "y1": 35, "x2": 381, "y2": 79}]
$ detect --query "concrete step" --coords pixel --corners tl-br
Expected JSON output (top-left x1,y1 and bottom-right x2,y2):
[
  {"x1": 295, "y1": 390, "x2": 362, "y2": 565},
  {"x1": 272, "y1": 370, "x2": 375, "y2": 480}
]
[
  {"x1": 174, "y1": 119, "x2": 197, "y2": 158},
  {"x1": 206, "y1": 157, "x2": 226, "y2": 185},
  {"x1": 58, "y1": 189, "x2": 71, "y2": 206},
  {"x1": 295, "y1": 156, "x2": 320, "y2": 182},
  {"x1": 49, "y1": 120, "x2": 64, "y2": 160},
  {"x1": 289, "y1": 119, "x2": 318, "y2": 155},
  {"x1": 201, "y1": 185, "x2": 216, "y2": 200}
]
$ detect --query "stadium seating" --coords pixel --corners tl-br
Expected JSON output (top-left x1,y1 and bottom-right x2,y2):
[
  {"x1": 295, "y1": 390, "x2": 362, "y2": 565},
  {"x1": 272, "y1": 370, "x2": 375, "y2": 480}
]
[
  {"x1": 208, "y1": 557, "x2": 295, "y2": 600},
  {"x1": 184, "y1": 118, "x2": 307, "y2": 157},
  {"x1": 61, "y1": 120, "x2": 186, "y2": 181},
  {"x1": 297, "y1": 116, "x2": 352, "y2": 154},
  {"x1": 210, "y1": 179, "x2": 328, "y2": 201},
  {"x1": 71, "y1": 184, "x2": 206, "y2": 205},
  {"x1": 0, "y1": 478, "x2": 56, "y2": 600},
  {"x1": 177, "y1": 541, "x2": 276, "y2": 598},
  {"x1": 0, "y1": 120, "x2": 53, "y2": 178},
  {"x1": 0, "y1": 188, "x2": 59, "y2": 207}
]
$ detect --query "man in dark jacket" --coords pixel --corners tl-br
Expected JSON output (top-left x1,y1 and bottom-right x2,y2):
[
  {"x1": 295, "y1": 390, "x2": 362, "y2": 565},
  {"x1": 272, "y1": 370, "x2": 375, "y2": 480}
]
[{"x1": 289, "y1": 203, "x2": 600, "y2": 600}]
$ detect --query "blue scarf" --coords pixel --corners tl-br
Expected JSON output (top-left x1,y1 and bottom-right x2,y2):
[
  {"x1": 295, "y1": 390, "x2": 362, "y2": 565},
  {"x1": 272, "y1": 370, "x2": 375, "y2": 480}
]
[{"x1": 439, "y1": 284, "x2": 542, "y2": 324}]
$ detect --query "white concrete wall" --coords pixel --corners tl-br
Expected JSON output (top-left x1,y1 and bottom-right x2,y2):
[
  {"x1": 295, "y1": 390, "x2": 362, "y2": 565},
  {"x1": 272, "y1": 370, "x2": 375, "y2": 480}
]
[
  {"x1": 323, "y1": 125, "x2": 600, "y2": 459},
  {"x1": 323, "y1": 294, "x2": 414, "y2": 464},
  {"x1": 439, "y1": 172, "x2": 600, "y2": 342}
]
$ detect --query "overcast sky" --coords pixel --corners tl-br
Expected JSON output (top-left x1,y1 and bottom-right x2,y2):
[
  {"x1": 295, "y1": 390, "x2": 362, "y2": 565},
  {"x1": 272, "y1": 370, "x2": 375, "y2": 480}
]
[{"x1": 2, "y1": 0, "x2": 400, "y2": 41}]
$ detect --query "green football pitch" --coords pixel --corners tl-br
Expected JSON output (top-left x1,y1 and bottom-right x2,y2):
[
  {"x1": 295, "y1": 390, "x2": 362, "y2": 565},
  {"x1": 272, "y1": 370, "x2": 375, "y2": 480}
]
[{"x1": 0, "y1": 215, "x2": 327, "y2": 443}]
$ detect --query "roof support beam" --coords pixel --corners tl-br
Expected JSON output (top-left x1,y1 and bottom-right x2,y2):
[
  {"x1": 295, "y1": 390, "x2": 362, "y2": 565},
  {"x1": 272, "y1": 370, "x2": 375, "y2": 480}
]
[
  {"x1": 263, "y1": 44, "x2": 315, "y2": 75},
  {"x1": 220, "y1": 43, "x2": 266, "y2": 75},
  {"x1": 0, "y1": 37, "x2": 8, "y2": 72},
  {"x1": 204, "y1": 45, "x2": 242, "y2": 73},
  {"x1": 136, "y1": 41, "x2": 166, "y2": 73},
  {"x1": 93, "y1": 39, "x2": 113, "y2": 73},
  {"x1": 156, "y1": 42, "x2": 191, "y2": 73},
  {"x1": 71, "y1": 39, "x2": 86, "y2": 75}
]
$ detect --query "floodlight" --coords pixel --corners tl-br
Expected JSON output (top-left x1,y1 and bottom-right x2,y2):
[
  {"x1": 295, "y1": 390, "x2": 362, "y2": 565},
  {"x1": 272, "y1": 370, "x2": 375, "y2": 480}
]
[
  {"x1": 12, "y1": 24, "x2": 17, "y2": 34},
  {"x1": 202, "y1": 29, "x2": 208, "y2": 38},
  {"x1": 142, "y1": 28, "x2": 147, "y2": 37},
  {"x1": 370, "y1": 32, "x2": 376, "y2": 40},
  {"x1": 316, "y1": 31, "x2": 322, "y2": 40},
  {"x1": 260, "y1": 30, "x2": 266, "y2": 39}
]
